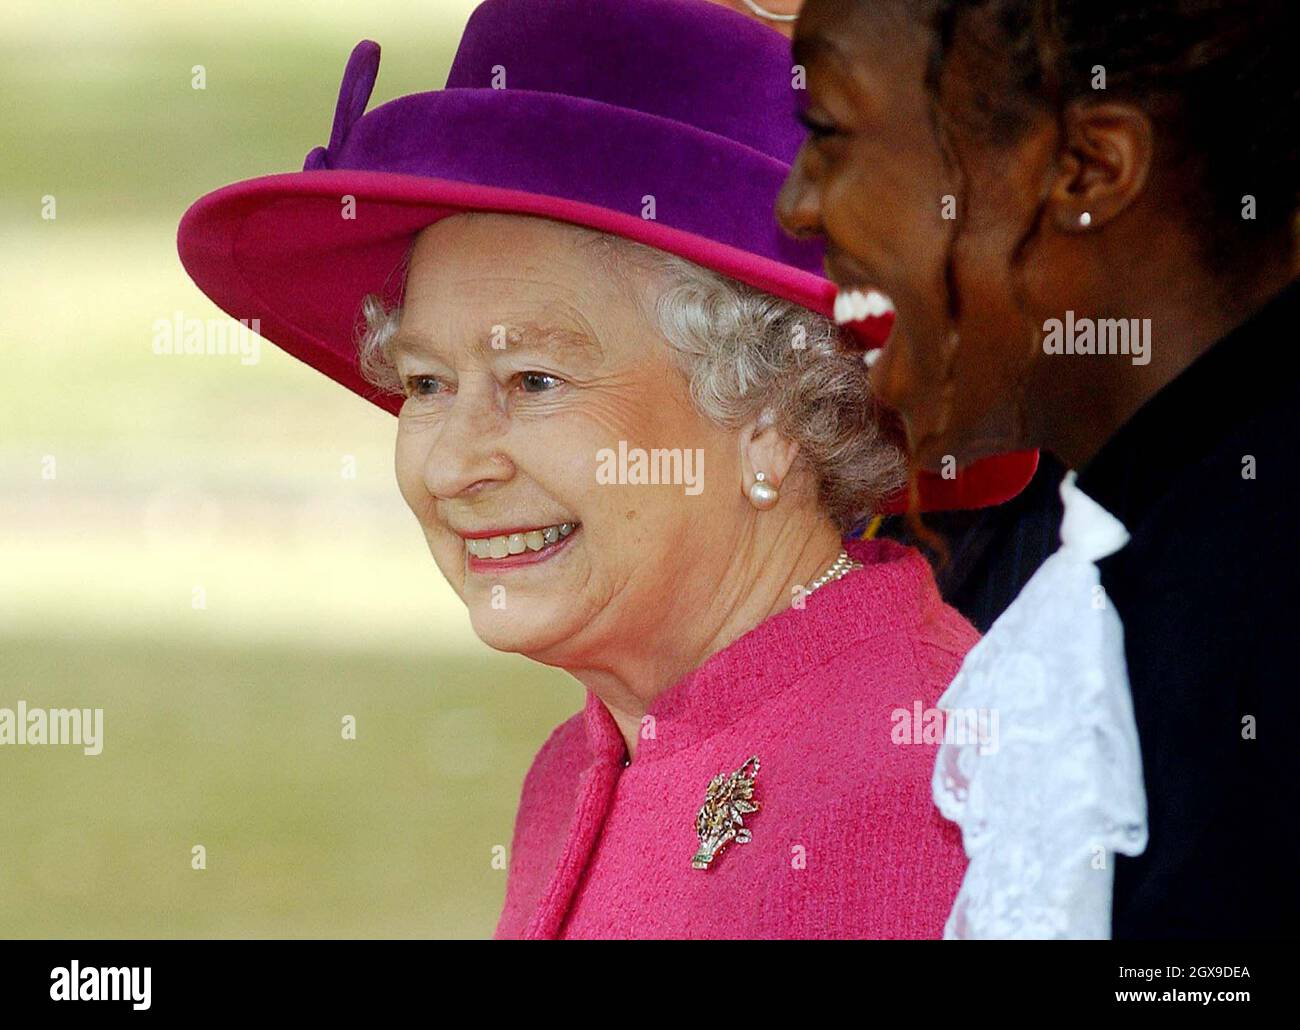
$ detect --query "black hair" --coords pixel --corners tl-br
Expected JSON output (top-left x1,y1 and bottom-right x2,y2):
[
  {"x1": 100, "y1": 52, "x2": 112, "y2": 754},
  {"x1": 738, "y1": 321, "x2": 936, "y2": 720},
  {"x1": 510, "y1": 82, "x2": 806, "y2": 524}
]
[
  {"x1": 889, "y1": 0, "x2": 1297, "y2": 542},
  {"x1": 923, "y1": 0, "x2": 1300, "y2": 273}
]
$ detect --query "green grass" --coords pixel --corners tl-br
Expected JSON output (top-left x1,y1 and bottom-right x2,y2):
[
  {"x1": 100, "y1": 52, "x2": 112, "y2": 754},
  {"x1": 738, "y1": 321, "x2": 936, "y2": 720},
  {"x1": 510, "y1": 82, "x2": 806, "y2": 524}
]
[
  {"x1": 0, "y1": 7, "x2": 473, "y2": 224},
  {"x1": 0, "y1": 0, "x2": 596, "y2": 940},
  {"x1": 0, "y1": 632, "x2": 580, "y2": 938}
]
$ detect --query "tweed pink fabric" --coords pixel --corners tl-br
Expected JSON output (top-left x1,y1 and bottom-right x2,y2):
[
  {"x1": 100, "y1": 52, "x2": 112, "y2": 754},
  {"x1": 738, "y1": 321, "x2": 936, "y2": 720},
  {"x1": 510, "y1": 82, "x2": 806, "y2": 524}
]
[{"x1": 493, "y1": 538, "x2": 976, "y2": 939}]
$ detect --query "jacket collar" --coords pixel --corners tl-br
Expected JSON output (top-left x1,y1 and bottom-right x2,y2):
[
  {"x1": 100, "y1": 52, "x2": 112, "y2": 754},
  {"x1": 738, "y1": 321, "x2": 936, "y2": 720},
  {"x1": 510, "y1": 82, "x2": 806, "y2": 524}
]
[{"x1": 580, "y1": 537, "x2": 947, "y2": 766}]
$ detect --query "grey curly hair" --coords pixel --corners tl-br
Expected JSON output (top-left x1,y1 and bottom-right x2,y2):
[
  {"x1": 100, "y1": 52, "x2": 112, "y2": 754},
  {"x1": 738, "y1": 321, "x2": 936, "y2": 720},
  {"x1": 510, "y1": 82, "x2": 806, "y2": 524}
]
[{"x1": 357, "y1": 225, "x2": 906, "y2": 531}]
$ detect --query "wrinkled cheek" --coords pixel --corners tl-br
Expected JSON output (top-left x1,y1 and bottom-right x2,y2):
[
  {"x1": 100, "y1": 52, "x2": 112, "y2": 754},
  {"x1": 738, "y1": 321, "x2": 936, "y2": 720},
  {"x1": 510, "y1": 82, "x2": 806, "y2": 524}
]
[
  {"x1": 392, "y1": 432, "x2": 465, "y2": 590},
  {"x1": 393, "y1": 427, "x2": 431, "y2": 514}
]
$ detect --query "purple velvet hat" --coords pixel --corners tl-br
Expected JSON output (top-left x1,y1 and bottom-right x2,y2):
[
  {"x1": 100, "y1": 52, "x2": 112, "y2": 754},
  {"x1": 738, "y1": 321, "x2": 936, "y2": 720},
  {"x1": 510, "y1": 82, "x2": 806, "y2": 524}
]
[{"x1": 176, "y1": 0, "x2": 1037, "y2": 511}]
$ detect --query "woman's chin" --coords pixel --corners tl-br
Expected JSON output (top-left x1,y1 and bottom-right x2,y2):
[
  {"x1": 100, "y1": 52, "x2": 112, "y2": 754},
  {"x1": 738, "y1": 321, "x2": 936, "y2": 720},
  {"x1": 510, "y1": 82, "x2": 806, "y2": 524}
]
[
  {"x1": 913, "y1": 402, "x2": 1027, "y2": 471},
  {"x1": 466, "y1": 604, "x2": 574, "y2": 658}
]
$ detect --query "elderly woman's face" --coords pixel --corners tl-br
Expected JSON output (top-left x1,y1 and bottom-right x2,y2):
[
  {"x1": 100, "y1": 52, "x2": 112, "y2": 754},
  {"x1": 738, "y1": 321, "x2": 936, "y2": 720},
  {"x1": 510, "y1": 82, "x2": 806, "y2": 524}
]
[{"x1": 392, "y1": 214, "x2": 740, "y2": 662}]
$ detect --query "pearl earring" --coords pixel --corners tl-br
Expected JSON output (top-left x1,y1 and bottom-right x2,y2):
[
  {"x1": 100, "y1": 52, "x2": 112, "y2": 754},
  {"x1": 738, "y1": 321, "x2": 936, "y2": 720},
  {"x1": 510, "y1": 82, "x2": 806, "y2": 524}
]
[
  {"x1": 749, "y1": 471, "x2": 779, "y2": 510},
  {"x1": 1078, "y1": 211, "x2": 1093, "y2": 228}
]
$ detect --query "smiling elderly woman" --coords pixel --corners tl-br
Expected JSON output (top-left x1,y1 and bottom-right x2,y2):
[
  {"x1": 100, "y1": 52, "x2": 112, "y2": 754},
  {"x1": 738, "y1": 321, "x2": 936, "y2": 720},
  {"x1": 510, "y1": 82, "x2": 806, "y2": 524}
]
[
  {"x1": 358, "y1": 212, "x2": 909, "y2": 680},
  {"x1": 352, "y1": 212, "x2": 980, "y2": 938},
  {"x1": 175, "y1": 0, "x2": 1021, "y2": 939}
]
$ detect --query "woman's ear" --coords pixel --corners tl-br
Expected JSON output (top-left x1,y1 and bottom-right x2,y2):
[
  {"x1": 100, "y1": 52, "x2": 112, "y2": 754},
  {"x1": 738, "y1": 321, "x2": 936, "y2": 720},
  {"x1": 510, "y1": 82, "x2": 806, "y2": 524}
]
[
  {"x1": 1047, "y1": 100, "x2": 1153, "y2": 233},
  {"x1": 739, "y1": 415, "x2": 800, "y2": 499}
]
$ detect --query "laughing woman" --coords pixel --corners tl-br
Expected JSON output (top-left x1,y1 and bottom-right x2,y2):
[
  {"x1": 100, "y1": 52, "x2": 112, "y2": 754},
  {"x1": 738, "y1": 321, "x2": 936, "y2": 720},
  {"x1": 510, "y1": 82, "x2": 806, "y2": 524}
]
[
  {"x1": 177, "y1": 0, "x2": 1030, "y2": 938},
  {"x1": 779, "y1": 0, "x2": 1299, "y2": 937}
]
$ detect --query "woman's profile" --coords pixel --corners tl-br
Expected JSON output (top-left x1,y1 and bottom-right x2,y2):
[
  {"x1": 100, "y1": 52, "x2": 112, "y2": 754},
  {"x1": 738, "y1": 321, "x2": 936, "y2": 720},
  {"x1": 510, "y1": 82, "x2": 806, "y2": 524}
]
[{"x1": 779, "y1": 0, "x2": 1299, "y2": 938}]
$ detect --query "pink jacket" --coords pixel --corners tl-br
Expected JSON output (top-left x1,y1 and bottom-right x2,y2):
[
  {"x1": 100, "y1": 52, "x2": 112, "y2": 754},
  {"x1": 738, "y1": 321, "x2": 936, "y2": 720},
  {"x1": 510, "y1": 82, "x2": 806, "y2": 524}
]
[{"x1": 494, "y1": 538, "x2": 975, "y2": 939}]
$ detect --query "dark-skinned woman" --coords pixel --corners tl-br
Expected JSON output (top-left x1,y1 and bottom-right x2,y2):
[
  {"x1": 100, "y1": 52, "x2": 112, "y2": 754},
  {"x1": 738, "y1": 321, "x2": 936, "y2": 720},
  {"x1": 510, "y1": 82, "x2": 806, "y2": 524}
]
[{"x1": 778, "y1": 0, "x2": 1298, "y2": 939}]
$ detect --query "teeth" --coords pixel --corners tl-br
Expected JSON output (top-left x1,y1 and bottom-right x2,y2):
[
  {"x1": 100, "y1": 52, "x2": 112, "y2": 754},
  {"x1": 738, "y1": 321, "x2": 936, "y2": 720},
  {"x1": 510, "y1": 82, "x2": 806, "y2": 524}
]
[
  {"x1": 465, "y1": 522, "x2": 578, "y2": 561},
  {"x1": 833, "y1": 292, "x2": 850, "y2": 324},
  {"x1": 867, "y1": 290, "x2": 895, "y2": 317},
  {"x1": 834, "y1": 288, "x2": 894, "y2": 325}
]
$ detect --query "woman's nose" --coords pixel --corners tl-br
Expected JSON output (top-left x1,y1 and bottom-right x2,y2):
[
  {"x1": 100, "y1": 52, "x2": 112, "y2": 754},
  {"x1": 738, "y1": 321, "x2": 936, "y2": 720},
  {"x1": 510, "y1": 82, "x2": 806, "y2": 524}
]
[
  {"x1": 420, "y1": 389, "x2": 513, "y2": 499},
  {"x1": 776, "y1": 148, "x2": 823, "y2": 241}
]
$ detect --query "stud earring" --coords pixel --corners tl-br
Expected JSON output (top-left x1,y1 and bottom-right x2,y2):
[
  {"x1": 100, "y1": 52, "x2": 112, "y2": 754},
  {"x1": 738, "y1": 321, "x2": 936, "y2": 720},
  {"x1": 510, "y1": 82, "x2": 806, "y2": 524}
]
[
  {"x1": 748, "y1": 471, "x2": 779, "y2": 510},
  {"x1": 1078, "y1": 211, "x2": 1093, "y2": 228}
]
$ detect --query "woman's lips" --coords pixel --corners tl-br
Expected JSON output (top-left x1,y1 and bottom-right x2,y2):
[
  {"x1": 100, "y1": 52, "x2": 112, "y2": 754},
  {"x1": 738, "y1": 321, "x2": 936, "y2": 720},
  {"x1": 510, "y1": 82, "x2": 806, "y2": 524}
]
[
  {"x1": 463, "y1": 521, "x2": 579, "y2": 572},
  {"x1": 833, "y1": 286, "x2": 896, "y2": 369},
  {"x1": 832, "y1": 287, "x2": 894, "y2": 325}
]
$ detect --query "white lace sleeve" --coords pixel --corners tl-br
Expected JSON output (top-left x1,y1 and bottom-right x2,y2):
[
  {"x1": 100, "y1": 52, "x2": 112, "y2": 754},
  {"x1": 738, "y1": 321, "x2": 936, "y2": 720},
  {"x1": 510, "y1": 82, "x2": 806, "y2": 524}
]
[{"x1": 931, "y1": 470, "x2": 1148, "y2": 939}]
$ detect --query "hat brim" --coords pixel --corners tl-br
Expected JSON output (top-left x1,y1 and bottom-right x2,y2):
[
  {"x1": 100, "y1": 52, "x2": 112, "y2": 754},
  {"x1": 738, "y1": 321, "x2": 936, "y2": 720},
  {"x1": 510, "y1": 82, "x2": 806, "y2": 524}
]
[{"x1": 178, "y1": 171, "x2": 1037, "y2": 514}]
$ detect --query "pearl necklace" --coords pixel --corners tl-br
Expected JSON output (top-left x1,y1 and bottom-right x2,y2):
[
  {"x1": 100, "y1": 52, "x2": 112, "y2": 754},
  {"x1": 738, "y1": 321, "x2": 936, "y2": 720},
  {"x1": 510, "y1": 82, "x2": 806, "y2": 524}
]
[{"x1": 803, "y1": 549, "x2": 862, "y2": 599}]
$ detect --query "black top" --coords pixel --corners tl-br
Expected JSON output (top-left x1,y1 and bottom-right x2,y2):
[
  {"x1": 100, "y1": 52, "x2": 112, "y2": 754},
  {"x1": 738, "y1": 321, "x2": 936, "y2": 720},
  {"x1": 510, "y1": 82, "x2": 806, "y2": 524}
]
[
  {"x1": 878, "y1": 456, "x2": 1066, "y2": 634},
  {"x1": 934, "y1": 454, "x2": 1067, "y2": 633},
  {"x1": 1076, "y1": 278, "x2": 1300, "y2": 938}
]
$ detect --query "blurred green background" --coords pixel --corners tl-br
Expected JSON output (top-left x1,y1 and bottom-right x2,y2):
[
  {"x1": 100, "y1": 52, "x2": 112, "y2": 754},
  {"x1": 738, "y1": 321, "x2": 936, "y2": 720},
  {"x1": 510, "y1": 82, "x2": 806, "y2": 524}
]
[{"x1": 0, "y1": 0, "x2": 579, "y2": 938}]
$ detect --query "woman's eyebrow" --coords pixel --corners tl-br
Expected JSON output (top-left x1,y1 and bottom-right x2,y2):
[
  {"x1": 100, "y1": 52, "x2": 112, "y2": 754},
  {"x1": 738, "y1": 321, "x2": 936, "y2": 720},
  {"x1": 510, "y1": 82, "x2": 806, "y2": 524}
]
[
  {"x1": 388, "y1": 328, "x2": 440, "y2": 360},
  {"x1": 387, "y1": 323, "x2": 603, "y2": 361},
  {"x1": 490, "y1": 322, "x2": 604, "y2": 362}
]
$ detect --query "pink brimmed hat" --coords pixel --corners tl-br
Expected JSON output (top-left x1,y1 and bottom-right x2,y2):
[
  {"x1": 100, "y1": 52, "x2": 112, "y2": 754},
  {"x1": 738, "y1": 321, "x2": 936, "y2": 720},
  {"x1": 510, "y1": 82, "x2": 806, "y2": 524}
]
[{"x1": 176, "y1": 0, "x2": 1036, "y2": 512}]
